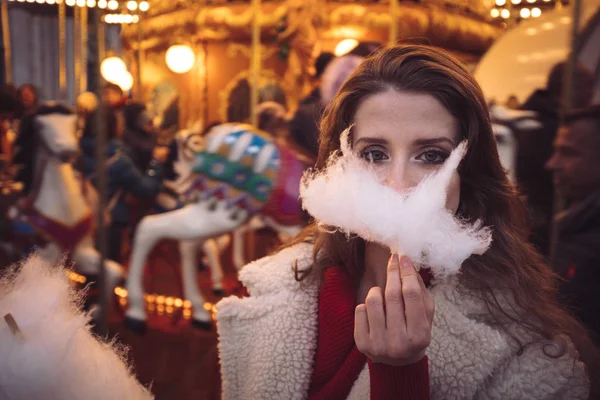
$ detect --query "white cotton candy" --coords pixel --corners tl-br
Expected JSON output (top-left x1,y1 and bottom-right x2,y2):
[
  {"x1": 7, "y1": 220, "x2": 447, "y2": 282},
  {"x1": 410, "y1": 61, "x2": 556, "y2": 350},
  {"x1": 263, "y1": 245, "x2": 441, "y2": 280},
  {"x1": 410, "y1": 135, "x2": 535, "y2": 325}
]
[
  {"x1": 300, "y1": 127, "x2": 493, "y2": 277},
  {"x1": 0, "y1": 255, "x2": 153, "y2": 400}
]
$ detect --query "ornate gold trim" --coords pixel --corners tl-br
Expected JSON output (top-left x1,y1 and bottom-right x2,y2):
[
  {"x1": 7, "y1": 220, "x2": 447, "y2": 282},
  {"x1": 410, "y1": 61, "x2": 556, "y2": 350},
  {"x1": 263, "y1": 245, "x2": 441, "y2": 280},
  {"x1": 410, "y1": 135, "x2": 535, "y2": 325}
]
[{"x1": 226, "y1": 43, "x2": 278, "y2": 61}]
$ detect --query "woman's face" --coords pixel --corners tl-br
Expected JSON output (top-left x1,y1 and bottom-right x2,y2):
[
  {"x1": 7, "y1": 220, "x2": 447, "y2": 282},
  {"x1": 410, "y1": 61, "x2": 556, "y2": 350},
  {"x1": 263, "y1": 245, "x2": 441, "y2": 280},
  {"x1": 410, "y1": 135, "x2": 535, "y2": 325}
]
[{"x1": 352, "y1": 90, "x2": 461, "y2": 213}]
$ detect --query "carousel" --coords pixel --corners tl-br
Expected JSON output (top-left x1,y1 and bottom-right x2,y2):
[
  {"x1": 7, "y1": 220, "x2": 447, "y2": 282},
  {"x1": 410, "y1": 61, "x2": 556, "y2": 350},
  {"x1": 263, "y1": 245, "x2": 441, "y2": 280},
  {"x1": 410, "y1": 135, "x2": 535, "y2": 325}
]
[{"x1": 119, "y1": 0, "x2": 502, "y2": 131}]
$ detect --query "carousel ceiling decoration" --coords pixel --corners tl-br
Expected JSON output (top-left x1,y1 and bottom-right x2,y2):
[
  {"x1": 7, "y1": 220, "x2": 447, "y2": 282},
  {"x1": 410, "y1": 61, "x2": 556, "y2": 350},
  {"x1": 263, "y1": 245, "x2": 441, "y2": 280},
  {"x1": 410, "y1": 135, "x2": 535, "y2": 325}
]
[{"x1": 121, "y1": 0, "x2": 503, "y2": 56}]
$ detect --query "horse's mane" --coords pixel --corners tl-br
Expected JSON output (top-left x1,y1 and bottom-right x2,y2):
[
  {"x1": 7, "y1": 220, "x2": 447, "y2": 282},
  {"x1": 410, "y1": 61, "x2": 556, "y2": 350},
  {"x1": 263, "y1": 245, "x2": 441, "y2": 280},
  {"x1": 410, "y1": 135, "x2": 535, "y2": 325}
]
[{"x1": 13, "y1": 103, "x2": 74, "y2": 195}]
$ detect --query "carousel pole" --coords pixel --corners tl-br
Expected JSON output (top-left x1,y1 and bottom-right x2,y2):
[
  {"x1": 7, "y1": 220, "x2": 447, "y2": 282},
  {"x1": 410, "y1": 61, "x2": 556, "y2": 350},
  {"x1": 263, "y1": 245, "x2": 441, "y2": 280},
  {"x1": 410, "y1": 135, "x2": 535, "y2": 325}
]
[
  {"x1": 93, "y1": 8, "x2": 109, "y2": 337},
  {"x1": 199, "y1": 40, "x2": 208, "y2": 131},
  {"x1": 58, "y1": 0, "x2": 67, "y2": 101},
  {"x1": 81, "y1": 6, "x2": 88, "y2": 92},
  {"x1": 563, "y1": 0, "x2": 583, "y2": 111},
  {"x1": 250, "y1": 0, "x2": 261, "y2": 127},
  {"x1": 98, "y1": 11, "x2": 105, "y2": 63},
  {"x1": 74, "y1": 6, "x2": 81, "y2": 97},
  {"x1": 389, "y1": 0, "x2": 398, "y2": 46},
  {"x1": 549, "y1": 0, "x2": 583, "y2": 262},
  {"x1": 135, "y1": 16, "x2": 142, "y2": 101},
  {"x1": 1, "y1": 0, "x2": 13, "y2": 84},
  {"x1": 247, "y1": 0, "x2": 261, "y2": 261}
]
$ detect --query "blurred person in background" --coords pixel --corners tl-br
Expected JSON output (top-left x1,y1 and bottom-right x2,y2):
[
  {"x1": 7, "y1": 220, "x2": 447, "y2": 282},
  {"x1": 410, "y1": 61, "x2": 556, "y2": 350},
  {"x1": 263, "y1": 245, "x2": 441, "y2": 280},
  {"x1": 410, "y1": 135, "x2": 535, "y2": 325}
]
[
  {"x1": 289, "y1": 53, "x2": 365, "y2": 160},
  {"x1": 75, "y1": 92, "x2": 99, "y2": 137},
  {"x1": 288, "y1": 52, "x2": 334, "y2": 160},
  {"x1": 517, "y1": 61, "x2": 595, "y2": 257},
  {"x1": 122, "y1": 102, "x2": 157, "y2": 171},
  {"x1": 80, "y1": 108, "x2": 168, "y2": 263},
  {"x1": 256, "y1": 101, "x2": 289, "y2": 139},
  {"x1": 546, "y1": 105, "x2": 600, "y2": 344},
  {"x1": 17, "y1": 84, "x2": 39, "y2": 118},
  {"x1": 288, "y1": 42, "x2": 383, "y2": 161},
  {"x1": 102, "y1": 82, "x2": 126, "y2": 110}
]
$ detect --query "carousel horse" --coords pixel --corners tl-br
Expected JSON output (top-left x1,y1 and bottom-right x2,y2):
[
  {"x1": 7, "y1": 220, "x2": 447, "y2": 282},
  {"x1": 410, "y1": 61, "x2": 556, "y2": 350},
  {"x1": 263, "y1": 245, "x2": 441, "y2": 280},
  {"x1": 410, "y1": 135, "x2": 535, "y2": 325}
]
[
  {"x1": 153, "y1": 127, "x2": 231, "y2": 296},
  {"x1": 125, "y1": 123, "x2": 307, "y2": 332},
  {"x1": 10, "y1": 103, "x2": 124, "y2": 306}
]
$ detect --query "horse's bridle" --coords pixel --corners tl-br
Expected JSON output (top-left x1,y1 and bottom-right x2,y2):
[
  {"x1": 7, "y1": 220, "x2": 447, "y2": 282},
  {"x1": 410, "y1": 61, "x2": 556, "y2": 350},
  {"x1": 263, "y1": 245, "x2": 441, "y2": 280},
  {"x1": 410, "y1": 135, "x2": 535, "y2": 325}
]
[{"x1": 179, "y1": 132, "x2": 205, "y2": 162}]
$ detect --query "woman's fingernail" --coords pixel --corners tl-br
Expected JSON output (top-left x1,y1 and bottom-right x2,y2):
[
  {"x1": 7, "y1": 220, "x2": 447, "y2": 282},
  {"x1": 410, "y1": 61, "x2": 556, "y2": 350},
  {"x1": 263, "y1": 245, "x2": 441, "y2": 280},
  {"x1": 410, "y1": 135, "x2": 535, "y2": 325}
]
[
  {"x1": 400, "y1": 256, "x2": 412, "y2": 269},
  {"x1": 392, "y1": 253, "x2": 400, "y2": 264}
]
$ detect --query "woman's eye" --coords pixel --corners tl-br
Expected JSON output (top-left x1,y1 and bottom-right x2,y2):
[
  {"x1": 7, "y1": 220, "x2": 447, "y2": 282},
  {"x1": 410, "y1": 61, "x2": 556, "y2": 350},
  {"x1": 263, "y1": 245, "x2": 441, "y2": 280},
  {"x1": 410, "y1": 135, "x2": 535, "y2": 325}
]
[
  {"x1": 360, "y1": 148, "x2": 388, "y2": 162},
  {"x1": 417, "y1": 149, "x2": 449, "y2": 164}
]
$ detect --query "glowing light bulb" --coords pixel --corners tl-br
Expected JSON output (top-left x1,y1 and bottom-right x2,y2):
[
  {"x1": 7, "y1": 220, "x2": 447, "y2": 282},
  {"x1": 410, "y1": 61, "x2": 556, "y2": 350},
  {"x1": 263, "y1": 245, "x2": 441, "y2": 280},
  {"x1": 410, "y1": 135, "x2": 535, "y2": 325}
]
[
  {"x1": 165, "y1": 44, "x2": 196, "y2": 74},
  {"x1": 501, "y1": 8, "x2": 510, "y2": 18},
  {"x1": 520, "y1": 8, "x2": 531, "y2": 18},
  {"x1": 98, "y1": 0, "x2": 107, "y2": 8},
  {"x1": 126, "y1": 0, "x2": 136, "y2": 10},
  {"x1": 531, "y1": 7, "x2": 541, "y2": 17},
  {"x1": 490, "y1": 8, "x2": 500, "y2": 17},
  {"x1": 138, "y1": 0, "x2": 148, "y2": 11},
  {"x1": 108, "y1": 0, "x2": 118, "y2": 9},
  {"x1": 334, "y1": 39, "x2": 359, "y2": 57}
]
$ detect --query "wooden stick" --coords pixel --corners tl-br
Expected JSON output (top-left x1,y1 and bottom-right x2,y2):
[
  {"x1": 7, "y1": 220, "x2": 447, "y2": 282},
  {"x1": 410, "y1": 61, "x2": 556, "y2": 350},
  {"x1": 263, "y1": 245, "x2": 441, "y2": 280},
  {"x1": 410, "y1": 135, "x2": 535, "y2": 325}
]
[{"x1": 4, "y1": 313, "x2": 24, "y2": 341}]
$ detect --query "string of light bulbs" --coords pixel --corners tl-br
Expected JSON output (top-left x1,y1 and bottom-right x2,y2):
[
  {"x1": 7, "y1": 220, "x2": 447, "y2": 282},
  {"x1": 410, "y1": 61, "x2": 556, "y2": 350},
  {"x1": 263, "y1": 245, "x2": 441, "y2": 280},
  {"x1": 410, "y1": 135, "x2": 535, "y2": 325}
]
[{"x1": 8, "y1": 0, "x2": 149, "y2": 12}]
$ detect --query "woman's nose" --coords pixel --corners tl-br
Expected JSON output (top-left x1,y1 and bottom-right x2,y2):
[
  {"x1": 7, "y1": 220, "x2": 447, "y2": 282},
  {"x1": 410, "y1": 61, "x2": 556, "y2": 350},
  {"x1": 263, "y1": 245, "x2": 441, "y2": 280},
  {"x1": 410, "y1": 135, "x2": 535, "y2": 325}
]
[{"x1": 384, "y1": 162, "x2": 415, "y2": 192}]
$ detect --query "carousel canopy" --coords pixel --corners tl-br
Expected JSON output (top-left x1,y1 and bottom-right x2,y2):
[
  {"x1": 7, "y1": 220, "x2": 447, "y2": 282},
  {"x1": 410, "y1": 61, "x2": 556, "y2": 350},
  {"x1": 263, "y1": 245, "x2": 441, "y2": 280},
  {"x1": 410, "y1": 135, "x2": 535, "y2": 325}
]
[{"x1": 475, "y1": 0, "x2": 600, "y2": 104}]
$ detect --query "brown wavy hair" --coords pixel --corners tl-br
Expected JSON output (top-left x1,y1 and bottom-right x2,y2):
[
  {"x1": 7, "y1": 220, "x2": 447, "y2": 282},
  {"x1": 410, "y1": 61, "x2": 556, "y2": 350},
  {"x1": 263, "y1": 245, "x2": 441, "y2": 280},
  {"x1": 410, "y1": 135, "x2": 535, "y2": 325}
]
[{"x1": 286, "y1": 43, "x2": 599, "y2": 393}]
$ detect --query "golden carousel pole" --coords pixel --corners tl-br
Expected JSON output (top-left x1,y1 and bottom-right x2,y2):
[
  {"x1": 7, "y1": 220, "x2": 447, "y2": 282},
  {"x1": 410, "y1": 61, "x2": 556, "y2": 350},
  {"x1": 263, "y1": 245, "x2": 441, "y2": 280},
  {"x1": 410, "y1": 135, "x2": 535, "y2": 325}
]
[
  {"x1": 1, "y1": 0, "x2": 12, "y2": 84},
  {"x1": 250, "y1": 0, "x2": 261, "y2": 127},
  {"x1": 74, "y1": 6, "x2": 81, "y2": 97},
  {"x1": 389, "y1": 0, "x2": 398, "y2": 46},
  {"x1": 98, "y1": 11, "x2": 105, "y2": 63},
  {"x1": 80, "y1": 6, "x2": 88, "y2": 93},
  {"x1": 58, "y1": 0, "x2": 67, "y2": 101},
  {"x1": 247, "y1": 0, "x2": 261, "y2": 261},
  {"x1": 136, "y1": 18, "x2": 143, "y2": 101},
  {"x1": 93, "y1": 6, "x2": 109, "y2": 336},
  {"x1": 199, "y1": 40, "x2": 207, "y2": 131}
]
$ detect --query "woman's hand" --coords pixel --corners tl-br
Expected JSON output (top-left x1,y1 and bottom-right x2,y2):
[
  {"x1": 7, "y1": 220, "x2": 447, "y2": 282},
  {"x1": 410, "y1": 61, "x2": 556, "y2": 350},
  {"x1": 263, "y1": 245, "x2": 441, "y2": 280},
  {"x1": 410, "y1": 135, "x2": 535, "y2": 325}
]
[
  {"x1": 354, "y1": 254, "x2": 434, "y2": 366},
  {"x1": 151, "y1": 146, "x2": 169, "y2": 163}
]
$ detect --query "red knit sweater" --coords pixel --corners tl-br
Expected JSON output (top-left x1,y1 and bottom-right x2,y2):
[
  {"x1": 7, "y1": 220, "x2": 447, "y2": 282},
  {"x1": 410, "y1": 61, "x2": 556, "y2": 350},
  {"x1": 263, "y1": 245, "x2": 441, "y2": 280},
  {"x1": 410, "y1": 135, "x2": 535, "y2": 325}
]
[{"x1": 308, "y1": 266, "x2": 431, "y2": 400}]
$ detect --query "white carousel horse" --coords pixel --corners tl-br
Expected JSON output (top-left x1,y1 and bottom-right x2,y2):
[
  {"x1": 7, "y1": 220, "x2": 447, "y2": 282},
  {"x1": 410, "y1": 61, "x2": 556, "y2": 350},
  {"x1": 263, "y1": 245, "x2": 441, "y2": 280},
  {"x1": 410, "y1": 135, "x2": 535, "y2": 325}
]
[
  {"x1": 153, "y1": 128, "x2": 231, "y2": 296},
  {"x1": 11, "y1": 104, "x2": 124, "y2": 307},
  {"x1": 125, "y1": 123, "x2": 306, "y2": 332}
]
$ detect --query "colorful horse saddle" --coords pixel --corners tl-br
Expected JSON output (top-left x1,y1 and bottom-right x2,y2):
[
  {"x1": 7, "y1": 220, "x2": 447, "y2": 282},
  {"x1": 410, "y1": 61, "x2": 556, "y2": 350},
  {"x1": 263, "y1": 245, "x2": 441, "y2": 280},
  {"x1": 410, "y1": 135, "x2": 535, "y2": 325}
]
[{"x1": 186, "y1": 123, "x2": 306, "y2": 226}]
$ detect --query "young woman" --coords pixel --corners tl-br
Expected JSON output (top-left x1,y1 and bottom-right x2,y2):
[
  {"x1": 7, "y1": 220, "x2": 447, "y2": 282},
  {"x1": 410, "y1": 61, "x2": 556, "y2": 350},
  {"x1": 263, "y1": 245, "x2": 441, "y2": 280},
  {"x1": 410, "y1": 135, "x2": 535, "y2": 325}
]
[{"x1": 216, "y1": 44, "x2": 597, "y2": 399}]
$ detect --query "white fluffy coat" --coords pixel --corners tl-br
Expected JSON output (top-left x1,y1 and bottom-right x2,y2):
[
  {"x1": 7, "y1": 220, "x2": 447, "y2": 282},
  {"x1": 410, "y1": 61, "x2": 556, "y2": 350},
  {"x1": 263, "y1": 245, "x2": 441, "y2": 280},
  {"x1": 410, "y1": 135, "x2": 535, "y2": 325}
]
[
  {"x1": 216, "y1": 243, "x2": 589, "y2": 400},
  {"x1": 0, "y1": 256, "x2": 152, "y2": 400}
]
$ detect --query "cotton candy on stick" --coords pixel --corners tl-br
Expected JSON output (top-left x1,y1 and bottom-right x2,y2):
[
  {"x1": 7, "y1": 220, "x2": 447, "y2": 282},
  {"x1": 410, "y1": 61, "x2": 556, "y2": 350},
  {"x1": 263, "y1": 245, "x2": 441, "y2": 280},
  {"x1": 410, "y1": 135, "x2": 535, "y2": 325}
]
[
  {"x1": 0, "y1": 256, "x2": 153, "y2": 400},
  {"x1": 300, "y1": 127, "x2": 492, "y2": 277}
]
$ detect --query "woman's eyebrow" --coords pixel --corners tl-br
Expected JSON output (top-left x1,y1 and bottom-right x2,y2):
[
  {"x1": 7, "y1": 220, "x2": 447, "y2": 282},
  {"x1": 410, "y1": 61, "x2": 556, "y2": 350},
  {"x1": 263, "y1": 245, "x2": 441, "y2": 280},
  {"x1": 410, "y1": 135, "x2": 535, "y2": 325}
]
[
  {"x1": 354, "y1": 137, "x2": 389, "y2": 146},
  {"x1": 413, "y1": 137, "x2": 456, "y2": 147}
]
